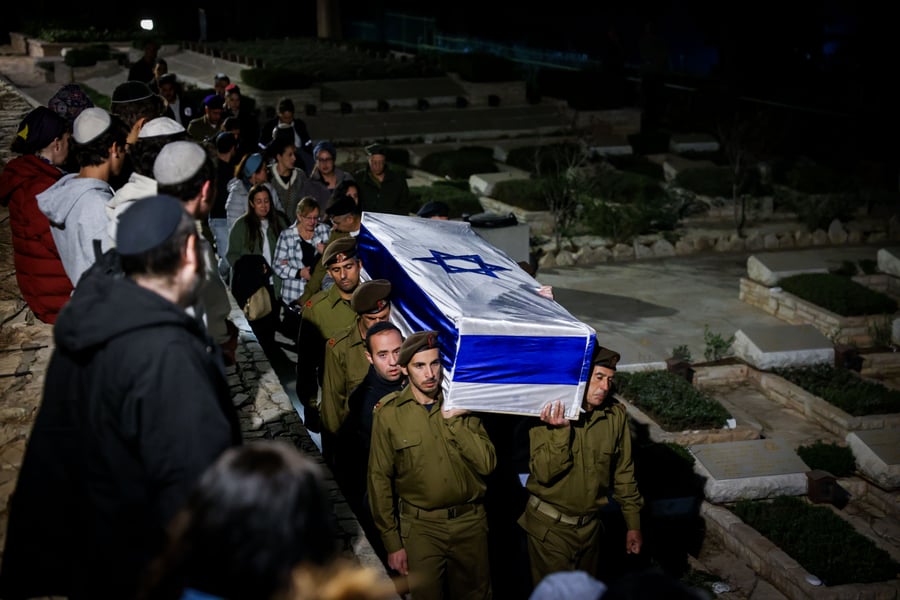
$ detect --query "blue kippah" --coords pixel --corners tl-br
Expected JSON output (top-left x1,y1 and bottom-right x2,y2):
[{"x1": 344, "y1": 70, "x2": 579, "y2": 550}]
[
  {"x1": 313, "y1": 140, "x2": 336, "y2": 160},
  {"x1": 117, "y1": 195, "x2": 186, "y2": 255}
]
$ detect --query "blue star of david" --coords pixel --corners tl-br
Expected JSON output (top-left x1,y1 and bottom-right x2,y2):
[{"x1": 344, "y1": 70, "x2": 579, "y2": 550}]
[{"x1": 412, "y1": 250, "x2": 511, "y2": 278}]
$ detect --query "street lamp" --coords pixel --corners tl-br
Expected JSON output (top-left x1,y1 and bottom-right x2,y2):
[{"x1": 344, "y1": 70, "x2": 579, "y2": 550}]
[{"x1": 140, "y1": 19, "x2": 155, "y2": 31}]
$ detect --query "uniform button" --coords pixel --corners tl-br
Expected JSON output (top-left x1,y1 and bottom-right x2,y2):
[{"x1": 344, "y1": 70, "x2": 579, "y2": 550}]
[{"x1": 206, "y1": 346, "x2": 213, "y2": 353}]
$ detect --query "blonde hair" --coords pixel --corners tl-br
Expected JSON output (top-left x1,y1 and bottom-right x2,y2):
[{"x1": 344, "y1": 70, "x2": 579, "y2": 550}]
[{"x1": 285, "y1": 561, "x2": 398, "y2": 600}]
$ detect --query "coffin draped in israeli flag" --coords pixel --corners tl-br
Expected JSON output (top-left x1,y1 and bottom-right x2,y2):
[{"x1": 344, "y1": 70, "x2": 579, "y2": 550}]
[{"x1": 358, "y1": 212, "x2": 596, "y2": 418}]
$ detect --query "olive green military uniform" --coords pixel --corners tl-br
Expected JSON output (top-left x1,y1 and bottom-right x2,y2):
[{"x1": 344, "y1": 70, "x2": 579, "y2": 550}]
[
  {"x1": 295, "y1": 284, "x2": 356, "y2": 425},
  {"x1": 296, "y1": 229, "x2": 348, "y2": 307},
  {"x1": 518, "y1": 399, "x2": 643, "y2": 584},
  {"x1": 368, "y1": 386, "x2": 496, "y2": 600},
  {"x1": 321, "y1": 319, "x2": 370, "y2": 434}
]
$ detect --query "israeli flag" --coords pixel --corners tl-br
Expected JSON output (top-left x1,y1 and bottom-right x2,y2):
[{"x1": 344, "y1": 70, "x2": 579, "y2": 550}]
[{"x1": 359, "y1": 212, "x2": 596, "y2": 418}]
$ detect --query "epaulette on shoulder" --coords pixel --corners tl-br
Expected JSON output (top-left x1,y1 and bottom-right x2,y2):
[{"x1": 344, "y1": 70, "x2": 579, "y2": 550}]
[
  {"x1": 374, "y1": 392, "x2": 401, "y2": 411},
  {"x1": 306, "y1": 289, "x2": 329, "y2": 310}
]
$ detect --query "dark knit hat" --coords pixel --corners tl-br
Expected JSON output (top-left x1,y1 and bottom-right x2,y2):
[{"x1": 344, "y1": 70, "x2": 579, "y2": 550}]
[
  {"x1": 350, "y1": 279, "x2": 391, "y2": 314},
  {"x1": 215, "y1": 131, "x2": 237, "y2": 153},
  {"x1": 111, "y1": 81, "x2": 155, "y2": 104},
  {"x1": 321, "y1": 237, "x2": 358, "y2": 266},
  {"x1": 398, "y1": 330, "x2": 440, "y2": 366},
  {"x1": 116, "y1": 195, "x2": 186, "y2": 255},
  {"x1": 12, "y1": 107, "x2": 68, "y2": 154},
  {"x1": 591, "y1": 345, "x2": 621, "y2": 370},
  {"x1": 365, "y1": 143, "x2": 387, "y2": 157}
]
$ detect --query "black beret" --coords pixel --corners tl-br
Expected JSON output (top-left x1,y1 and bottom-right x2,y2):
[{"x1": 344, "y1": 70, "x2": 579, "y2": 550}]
[
  {"x1": 117, "y1": 195, "x2": 186, "y2": 256},
  {"x1": 350, "y1": 279, "x2": 391, "y2": 314},
  {"x1": 366, "y1": 143, "x2": 387, "y2": 156},
  {"x1": 417, "y1": 200, "x2": 450, "y2": 219},
  {"x1": 215, "y1": 131, "x2": 237, "y2": 153},
  {"x1": 325, "y1": 192, "x2": 357, "y2": 217},
  {"x1": 158, "y1": 73, "x2": 177, "y2": 86},
  {"x1": 591, "y1": 345, "x2": 621, "y2": 370},
  {"x1": 112, "y1": 80, "x2": 155, "y2": 103},
  {"x1": 398, "y1": 330, "x2": 440, "y2": 366},
  {"x1": 321, "y1": 237, "x2": 358, "y2": 266}
]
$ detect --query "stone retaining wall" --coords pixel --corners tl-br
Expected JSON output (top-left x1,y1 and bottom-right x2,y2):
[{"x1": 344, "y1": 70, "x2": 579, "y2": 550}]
[{"x1": 739, "y1": 277, "x2": 892, "y2": 348}]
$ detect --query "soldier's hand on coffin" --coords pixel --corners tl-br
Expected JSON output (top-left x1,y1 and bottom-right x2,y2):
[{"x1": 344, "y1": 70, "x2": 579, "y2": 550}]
[
  {"x1": 442, "y1": 407, "x2": 469, "y2": 419},
  {"x1": 388, "y1": 548, "x2": 409, "y2": 575},
  {"x1": 540, "y1": 400, "x2": 570, "y2": 427},
  {"x1": 537, "y1": 285, "x2": 554, "y2": 300}
]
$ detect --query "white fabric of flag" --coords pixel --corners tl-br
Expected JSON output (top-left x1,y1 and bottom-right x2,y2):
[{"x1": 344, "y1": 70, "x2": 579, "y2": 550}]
[{"x1": 358, "y1": 212, "x2": 596, "y2": 418}]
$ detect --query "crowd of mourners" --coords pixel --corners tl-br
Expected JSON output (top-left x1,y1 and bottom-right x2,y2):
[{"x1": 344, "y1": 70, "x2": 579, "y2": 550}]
[{"x1": 0, "y1": 48, "x2": 707, "y2": 600}]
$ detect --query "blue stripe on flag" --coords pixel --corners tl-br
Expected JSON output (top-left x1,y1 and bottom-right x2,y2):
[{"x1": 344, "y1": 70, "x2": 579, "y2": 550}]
[{"x1": 453, "y1": 335, "x2": 591, "y2": 385}]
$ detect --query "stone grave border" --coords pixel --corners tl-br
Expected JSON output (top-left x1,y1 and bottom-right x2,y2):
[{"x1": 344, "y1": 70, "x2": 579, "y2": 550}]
[
  {"x1": 739, "y1": 277, "x2": 898, "y2": 347},
  {"x1": 701, "y1": 499, "x2": 900, "y2": 600}
]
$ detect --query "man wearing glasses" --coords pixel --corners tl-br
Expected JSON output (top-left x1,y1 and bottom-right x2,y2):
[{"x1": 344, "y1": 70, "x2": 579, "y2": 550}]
[{"x1": 517, "y1": 345, "x2": 644, "y2": 588}]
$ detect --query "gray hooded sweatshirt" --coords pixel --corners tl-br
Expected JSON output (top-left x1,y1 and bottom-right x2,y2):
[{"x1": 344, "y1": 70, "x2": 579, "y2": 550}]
[{"x1": 37, "y1": 173, "x2": 114, "y2": 287}]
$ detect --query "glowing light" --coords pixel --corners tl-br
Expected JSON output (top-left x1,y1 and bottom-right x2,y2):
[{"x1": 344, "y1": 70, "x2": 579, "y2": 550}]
[{"x1": 140, "y1": 20, "x2": 154, "y2": 31}]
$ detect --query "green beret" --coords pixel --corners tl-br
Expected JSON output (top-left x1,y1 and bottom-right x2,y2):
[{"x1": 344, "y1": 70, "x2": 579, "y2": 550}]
[
  {"x1": 591, "y1": 345, "x2": 620, "y2": 370},
  {"x1": 351, "y1": 279, "x2": 391, "y2": 314},
  {"x1": 398, "y1": 330, "x2": 440, "y2": 366},
  {"x1": 321, "y1": 236, "x2": 358, "y2": 266}
]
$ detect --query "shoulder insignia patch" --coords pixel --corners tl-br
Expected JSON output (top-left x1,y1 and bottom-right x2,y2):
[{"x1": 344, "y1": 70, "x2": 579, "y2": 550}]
[
  {"x1": 305, "y1": 300, "x2": 313, "y2": 309},
  {"x1": 373, "y1": 401, "x2": 382, "y2": 411},
  {"x1": 328, "y1": 338, "x2": 336, "y2": 347}
]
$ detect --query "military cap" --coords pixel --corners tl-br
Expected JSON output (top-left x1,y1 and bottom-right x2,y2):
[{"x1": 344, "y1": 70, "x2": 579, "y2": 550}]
[
  {"x1": 72, "y1": 107, "x2": 111, "y2": 144},
  {"x1": 325, "y1": 192, "x2": 357, "y2": 217},
  {"x1": 116, "y1": 195, "x2": 186, "y2": 256},
  {"x1": 153, "y1": 140, "x2": 207, "y2": 186},
  {"x1": 321, "y1": 237, "x2": 358, "y2": 267},
  {"x1": 111, "y1": 80, "x2": 155, "y2": 104},
  {"x1": 350, "y1": 279, "x2": 391, "y2": 314},
  {"x1": 398, "y1": 330, "x2": 440, "y2": 366},
  {"x1": 203, "y1": 94, "x2": 225, "y2": 110},
  {"x1": 417, "y1": 200, "x2": 450, "y2": 219},
  {"x1": 591, "y1": 345, "x2": 621, "y2": 370},
  {"x1": 365, "y1": 143, "x2": 387, "y2": 157}
]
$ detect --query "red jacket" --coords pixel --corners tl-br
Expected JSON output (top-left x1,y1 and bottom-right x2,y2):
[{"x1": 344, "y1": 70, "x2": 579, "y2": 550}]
[{"x1": 0, "y1": 155, "x2": 73, "y2": 323}]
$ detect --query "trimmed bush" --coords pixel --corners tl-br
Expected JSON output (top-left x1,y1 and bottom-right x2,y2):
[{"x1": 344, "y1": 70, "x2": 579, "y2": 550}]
[
  {"x1": 796, "y1": 441, "x2": 856, "y2": 477},
  {"x1": 616, "y1": 370, "x2": 732, "y2": 431},
  {"x1": 491, "y1": 179, "x2": 546, "y2": 212},
  {"x1": 784, "y1": 164, "x2": 856, "y2": 194},
  {"x1": 778, "y1": 273, "x2": 897, "y2": 316},
  {"x1": 773, "y1": 364, "x2": 900, "y2": 416},
  {"x1": 673, "y1": 166, "x2": 734, "y2": 198},
  {"x1": 605, "y1": 155, "x2": 665, "y2": 181},
  {"x1": 63, "y1": 44, "x2": 113, "y2": 67},
  {"x1": 733, "y1": 496, "x2": 899, "y2": 586},
  {"x1": 418, "y1": 147, "x2": 497, "y2": 179}
]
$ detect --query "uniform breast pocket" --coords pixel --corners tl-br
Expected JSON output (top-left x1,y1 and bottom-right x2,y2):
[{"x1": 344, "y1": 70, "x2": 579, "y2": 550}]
[
  {"x1": 586, "y1": 447, "x2": 616, "y2": 477},
  {"x1": 392, "y1": 432, "x2": 422, "y2": 473}
]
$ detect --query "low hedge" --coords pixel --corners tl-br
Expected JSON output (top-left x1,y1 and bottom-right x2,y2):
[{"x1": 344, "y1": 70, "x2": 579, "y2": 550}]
[
  {"x1": 778, "y1": 273, "x2": 897, "y2": 316},
  {"x1": 418, "y1": 147, "x2": 497, "y2": 180},
  {"x1": 605, "y1": 155, "x2": 665, "y2": 181},
  {"x1": 733, "y1": 495, "x2": 899, "y2": 586},
  {"x1": 773, "y1": 364, "x2": 900, "y2": 417},
  {"x1": 616, "y1": 370, "x2": 732, "y2": 431},
  {"x1": 796, "y1": 441, "x2": 856, "y2": 477},
  {"x1": 491, "y1": 179, "x2": 546, "y2": 211},
  {"x1": 63, "y1": 44, "x2": 119, "y2": 67},
  {"x1": 504, "y1": 143, "x2": 585, "y2": 175}
]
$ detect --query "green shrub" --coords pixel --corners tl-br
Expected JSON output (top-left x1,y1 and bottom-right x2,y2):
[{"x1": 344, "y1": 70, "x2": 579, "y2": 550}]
[
  {"x1": 29, "y1": 26, "x2": 131, "y2": 43},
  {"x1": 778, "y1": 273, "x2": 898, "y2": 316},
  {"x1": 505, "y1": 143, "x2": 585, "y2": 175},
  {"x1": 673, "y1": 166, "x2": 734, "y2": 198},
  {"x1": 579, "y1": 170, "x2": 678, "y2": 242},
  {"x1": 491, "y1": 179, "x2": 546, "y2": 211},
  {"x1": 703, "y1": 325, "x2": 734, "y2": 362},
  {"x1": 733, "y1": 496, "x2": 899, "y2": 585},
  {"x1": 616, "y1": 370, "x2": 732, "y2": 431},
  {"x1": 796, "y1": 441, "x2": 856, "y2": 477},
  {"x1": 418, "y1": 147, "x2": 497, "y2": 179},
  {"x1": 591, "y1": 170, "x2": 667, "y2": 205},
  {"x1": 783, "y1": 191, "x2": 859, "y2": 231},
  {"x1": 773, "y1": 364, "x2": 900, "y2": 416},
  {"x1": 407, "y1": 184, "x2": 482, "y2": 219},
  {"x1": 63, "y1": 44, "x2": 113, "y2": 67}
]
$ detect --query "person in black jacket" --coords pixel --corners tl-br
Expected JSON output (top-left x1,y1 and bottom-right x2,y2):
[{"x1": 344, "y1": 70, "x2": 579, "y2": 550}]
[
  {"x1": 0, "y1": 195, "x2": 242, "y2": 600},
  {"x1": 259, "y1": 97, "x2": 314, "y2": 174}
]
